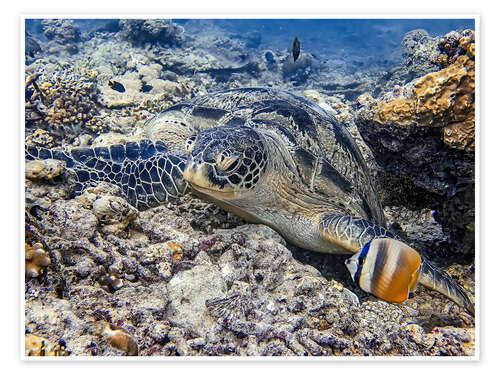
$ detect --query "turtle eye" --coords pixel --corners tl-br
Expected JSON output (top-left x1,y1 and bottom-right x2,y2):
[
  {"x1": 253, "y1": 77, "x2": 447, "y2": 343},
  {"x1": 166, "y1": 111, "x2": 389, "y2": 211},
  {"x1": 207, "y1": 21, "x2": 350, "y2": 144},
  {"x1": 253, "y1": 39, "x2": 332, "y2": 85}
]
[
  {"x1": 185, "y1": 135, "x2": 196, "y2": 155},
  {"x1": 216, "y1": 152, "x2": 238, "y2": 172}
]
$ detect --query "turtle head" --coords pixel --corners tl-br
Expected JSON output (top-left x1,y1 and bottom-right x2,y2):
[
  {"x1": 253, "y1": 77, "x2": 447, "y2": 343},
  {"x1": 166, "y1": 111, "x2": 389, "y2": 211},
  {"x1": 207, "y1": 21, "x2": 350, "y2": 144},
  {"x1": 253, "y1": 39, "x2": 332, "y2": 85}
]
[{"x1": 183, "y1": 125, "x2": 269, "y2": 198}]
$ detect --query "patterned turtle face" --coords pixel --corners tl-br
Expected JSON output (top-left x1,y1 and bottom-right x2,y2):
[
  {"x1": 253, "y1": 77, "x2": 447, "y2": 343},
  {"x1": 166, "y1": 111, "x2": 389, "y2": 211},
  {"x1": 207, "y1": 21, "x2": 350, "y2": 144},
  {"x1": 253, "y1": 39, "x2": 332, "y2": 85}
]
[{"x1": 183, "y1": 125, "x2": 268, "y2": 197}]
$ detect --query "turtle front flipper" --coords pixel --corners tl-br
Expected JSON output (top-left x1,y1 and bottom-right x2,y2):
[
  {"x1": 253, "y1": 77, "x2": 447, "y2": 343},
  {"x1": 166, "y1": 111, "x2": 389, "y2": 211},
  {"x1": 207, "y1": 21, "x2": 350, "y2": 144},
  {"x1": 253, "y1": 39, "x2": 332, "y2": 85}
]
[
  {"x1": 319, "y1": 214, "x2": 474, "y2": 316},
  {"x1": 25, "y1": 140, "x2": 188, "y2": 210},
  {"x1": 318, "y1": 214, "x2": 396, "y2": 252}
]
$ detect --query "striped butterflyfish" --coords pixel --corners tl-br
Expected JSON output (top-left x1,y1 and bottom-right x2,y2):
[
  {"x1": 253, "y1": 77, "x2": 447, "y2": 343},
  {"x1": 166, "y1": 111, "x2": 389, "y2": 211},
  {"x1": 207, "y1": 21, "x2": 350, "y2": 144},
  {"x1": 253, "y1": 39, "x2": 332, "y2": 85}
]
[
  {"x1": 345, "y1": 238, "x2": 475, "y2": 315},
  {"x1": 345, "y1": 238, "x2": 420, "y2": 303}
]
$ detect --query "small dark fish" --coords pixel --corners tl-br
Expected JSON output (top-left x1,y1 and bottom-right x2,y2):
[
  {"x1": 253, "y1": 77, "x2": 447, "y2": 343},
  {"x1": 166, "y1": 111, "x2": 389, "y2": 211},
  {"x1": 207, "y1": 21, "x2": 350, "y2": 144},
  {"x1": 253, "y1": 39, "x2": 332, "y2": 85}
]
[
  {"x1": 140, "y1": 83, "x2": 153, "y2": 93},
  {"x1": 108, "y1": 80, "x2": 125, "y2": 93},
  {"x1": 292, "y1": 37, "x2": 300, "y2": 62}
]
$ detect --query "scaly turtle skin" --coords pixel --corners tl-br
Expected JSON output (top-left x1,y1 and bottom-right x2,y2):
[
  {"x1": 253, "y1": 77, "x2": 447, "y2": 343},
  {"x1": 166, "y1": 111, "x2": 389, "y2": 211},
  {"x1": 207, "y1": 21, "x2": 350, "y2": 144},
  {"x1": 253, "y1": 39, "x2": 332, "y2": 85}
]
[{"x1": 25, "y1": 87, "x2": 474, "y2": 315}]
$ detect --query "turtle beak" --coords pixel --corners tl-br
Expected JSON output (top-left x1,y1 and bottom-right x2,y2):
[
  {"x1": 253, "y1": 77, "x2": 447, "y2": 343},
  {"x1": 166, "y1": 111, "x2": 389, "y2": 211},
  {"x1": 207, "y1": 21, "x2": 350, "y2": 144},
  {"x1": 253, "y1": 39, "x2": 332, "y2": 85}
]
[
  {"x1": 183, "y1": 156, "x2": 215, "y2": 191},
  {"x1": 183, "y1": 156, "x2": 237, "y2": 198}
]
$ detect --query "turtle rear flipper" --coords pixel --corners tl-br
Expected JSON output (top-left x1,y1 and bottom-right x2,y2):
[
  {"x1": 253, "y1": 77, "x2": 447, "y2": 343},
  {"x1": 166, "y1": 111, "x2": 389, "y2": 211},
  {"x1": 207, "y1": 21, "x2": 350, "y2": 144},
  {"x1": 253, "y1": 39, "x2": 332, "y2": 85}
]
[
  {"x1": 319, "y1": 214, "x2": 474, "y2": 315},
  {"x1": 25, "y1": 140, "x2": 188, "y2": 210},
  {"x1": 417, "y1": 256, "x2": 475, "y2": 316}
]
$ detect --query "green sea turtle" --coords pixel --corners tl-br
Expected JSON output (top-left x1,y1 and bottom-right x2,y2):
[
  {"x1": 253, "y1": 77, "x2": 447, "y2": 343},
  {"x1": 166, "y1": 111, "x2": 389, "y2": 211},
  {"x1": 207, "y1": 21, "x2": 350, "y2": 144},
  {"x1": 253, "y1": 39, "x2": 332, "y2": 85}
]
[{"x1": 25, "y1": 87, "x2": 474, "y2": 315}]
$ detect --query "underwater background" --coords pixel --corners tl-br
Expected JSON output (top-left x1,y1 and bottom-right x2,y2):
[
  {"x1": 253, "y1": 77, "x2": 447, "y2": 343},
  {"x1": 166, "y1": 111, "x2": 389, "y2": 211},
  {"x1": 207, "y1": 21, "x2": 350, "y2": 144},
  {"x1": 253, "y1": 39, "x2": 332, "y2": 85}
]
[
  {"x1": 24, "y1": 18, "x2": 476, "y2": 357},
  {"x1": 26, "y1": 18, "x2": 474, "y2": 73}
]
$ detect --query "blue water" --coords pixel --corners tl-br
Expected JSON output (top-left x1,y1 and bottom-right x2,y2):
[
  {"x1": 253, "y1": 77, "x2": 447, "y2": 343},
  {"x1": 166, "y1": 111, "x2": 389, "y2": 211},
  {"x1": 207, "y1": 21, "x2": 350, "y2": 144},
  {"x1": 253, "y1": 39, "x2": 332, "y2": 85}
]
[
  {"x1": 26, "y1": 18, "x2": 474, "y2": 73},
  {"x1": 192, "y1": 18, "x2": 475, "y2": 51}
]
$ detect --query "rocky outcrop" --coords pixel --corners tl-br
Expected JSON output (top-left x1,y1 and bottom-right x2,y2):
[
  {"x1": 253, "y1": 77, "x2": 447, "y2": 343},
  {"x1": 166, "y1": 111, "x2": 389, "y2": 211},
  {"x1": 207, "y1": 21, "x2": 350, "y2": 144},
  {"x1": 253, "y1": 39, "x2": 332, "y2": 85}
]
[{"x1": 355, "y1": 30, "x2": 475, "y2": 255}]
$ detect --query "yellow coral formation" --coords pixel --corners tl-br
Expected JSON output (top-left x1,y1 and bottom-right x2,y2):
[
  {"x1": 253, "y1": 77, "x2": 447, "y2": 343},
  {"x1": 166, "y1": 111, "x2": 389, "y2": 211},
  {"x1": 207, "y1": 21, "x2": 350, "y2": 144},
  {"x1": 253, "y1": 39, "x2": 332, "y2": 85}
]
[
  {"x1": 368, "y1": 34, "x2": 475, "y2": 152},
  {"x1": 25, "y1": 129, "x2": 55, "y2": 148},
  {"x1": 168, "y1": 242, "x2": 183, "y2": 261},
  {"x1": 435, "y1": 29, "x2": 475, "y2": 68},
  {"x1": 25, "y1": 334, "x2": 70, "y2": 356},
  {"x1": 25, "y1": 242, "x2": 50, "y2": 278},
  {"x1": 96, "y1": 322, "x2": 138, "y2": 356}
]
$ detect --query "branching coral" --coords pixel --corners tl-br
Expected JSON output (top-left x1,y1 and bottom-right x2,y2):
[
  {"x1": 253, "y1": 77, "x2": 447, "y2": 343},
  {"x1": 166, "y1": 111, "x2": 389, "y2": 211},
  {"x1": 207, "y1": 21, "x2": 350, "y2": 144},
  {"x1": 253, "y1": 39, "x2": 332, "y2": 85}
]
[
  {"x1": 25, "y1": 242, "x2": 50, "y2": 278},
  {"x1": 25, "y1": 69, "x2": 103, "y2": 142}
]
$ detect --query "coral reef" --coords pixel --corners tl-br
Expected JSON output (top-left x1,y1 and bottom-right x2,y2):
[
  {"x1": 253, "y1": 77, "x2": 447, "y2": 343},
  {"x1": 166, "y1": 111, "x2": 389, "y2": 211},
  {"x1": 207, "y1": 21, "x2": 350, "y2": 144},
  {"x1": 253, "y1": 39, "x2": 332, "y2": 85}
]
[
  {"x1": 355, "y1": 30, "x2": 475, "y2": 255},
  {"x1": 400, "y1": 29, "x2": 440, "y2": 79},
  {"x1": 24, "y1": 172, "x2": 474, "y2": 356},
  {"x1": 97, "y1": 66, "x2": 191, "y2": 110},
  {"x1": 42, "y1": 19, "x2": 81, "y2": 44},
  {"x1": 435, "y1": 29, "x2": 475, "y2": 68},
  {"x1": 25, "y1": 69, "x2": 100, "y2": 142},
  {"x1": 119, "y1": 19, "x2": 184, "y2": 47},
  {"x1": 362, "y1": 52, "x2": 475, "y2": 151},
  {"x1": 24, "y1": 20, "x2": 476, "y2": 357}
]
